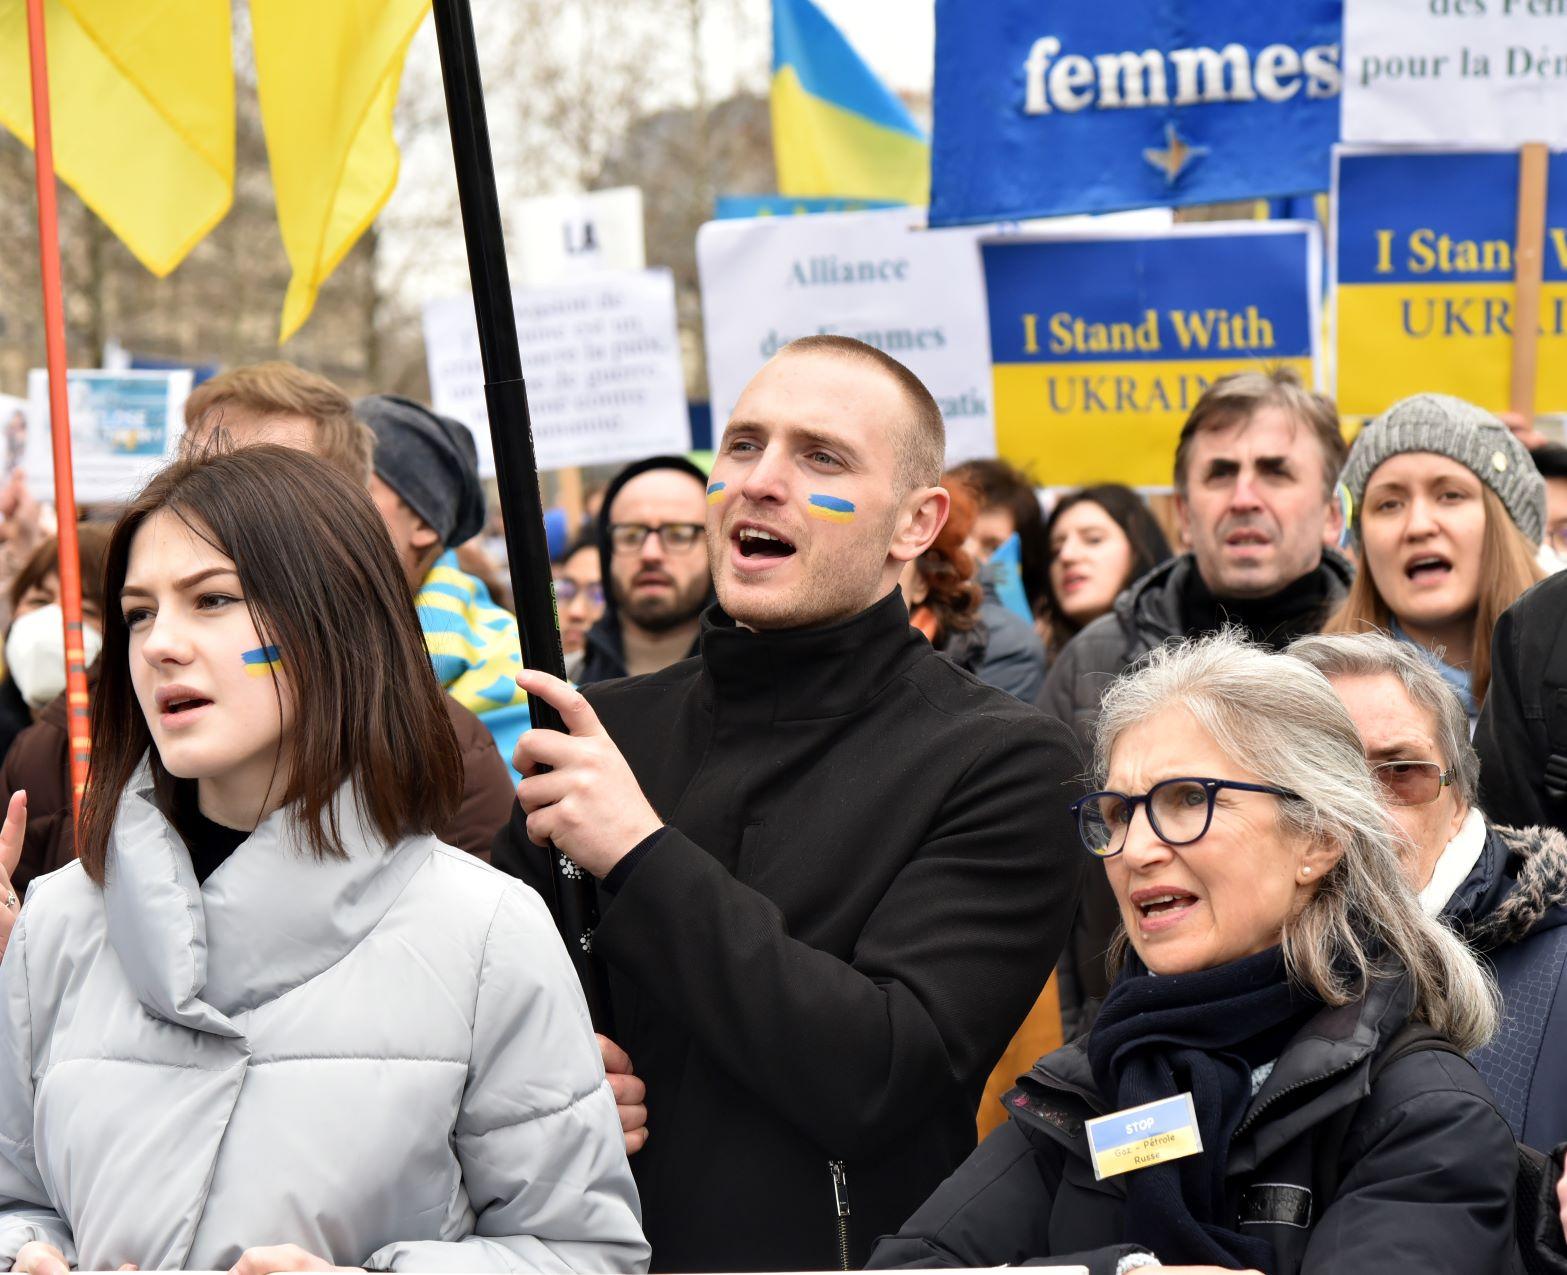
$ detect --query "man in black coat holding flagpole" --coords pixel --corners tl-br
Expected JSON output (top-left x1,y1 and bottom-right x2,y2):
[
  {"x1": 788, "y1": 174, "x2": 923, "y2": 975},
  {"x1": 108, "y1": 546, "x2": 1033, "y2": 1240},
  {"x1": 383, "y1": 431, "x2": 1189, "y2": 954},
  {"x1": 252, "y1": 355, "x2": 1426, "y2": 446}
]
[{"x1": 494, "y1": 335, "x2": 1083, "y2": 1272}]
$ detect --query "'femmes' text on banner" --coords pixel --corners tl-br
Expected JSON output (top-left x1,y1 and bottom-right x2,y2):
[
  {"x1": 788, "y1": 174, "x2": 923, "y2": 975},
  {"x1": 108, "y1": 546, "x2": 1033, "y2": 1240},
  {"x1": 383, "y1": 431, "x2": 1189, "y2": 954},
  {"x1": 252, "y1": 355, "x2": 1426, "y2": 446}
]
[
  {"x1": 1333, "y1": 147, "x2": 1567, "y2": 415},
  {"x1": 984, "y1": 224, "x2": 1321, "y2": 488},
  {"x1": 930, "y1": 0, "x2": 1342, "y2": 225}
]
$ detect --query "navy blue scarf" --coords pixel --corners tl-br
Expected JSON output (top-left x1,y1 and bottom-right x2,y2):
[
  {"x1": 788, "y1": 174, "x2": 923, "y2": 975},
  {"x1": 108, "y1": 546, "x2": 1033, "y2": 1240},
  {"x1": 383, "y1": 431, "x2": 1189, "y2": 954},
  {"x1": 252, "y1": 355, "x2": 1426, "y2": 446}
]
[{"x1": 1085, "y1": 946, "x2": 1318, "y2": 1272}]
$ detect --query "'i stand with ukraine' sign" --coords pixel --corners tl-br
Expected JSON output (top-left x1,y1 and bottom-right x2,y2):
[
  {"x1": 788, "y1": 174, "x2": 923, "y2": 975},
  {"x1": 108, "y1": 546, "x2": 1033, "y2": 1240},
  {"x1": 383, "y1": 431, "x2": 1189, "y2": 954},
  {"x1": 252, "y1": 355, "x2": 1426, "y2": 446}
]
[
  {"x1": 984, "y1": 224, "x2": 1321, "y2": 488},
  {"x1": 1334, "y1": 148, "x2": 1567, "y2": 417}
]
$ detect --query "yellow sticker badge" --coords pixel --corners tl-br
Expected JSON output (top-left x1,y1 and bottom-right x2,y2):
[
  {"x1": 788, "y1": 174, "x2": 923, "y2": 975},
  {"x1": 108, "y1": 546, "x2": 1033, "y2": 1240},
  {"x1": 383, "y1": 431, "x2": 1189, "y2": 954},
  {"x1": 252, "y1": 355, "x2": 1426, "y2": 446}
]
[{"x1": 1084, "y1": 1093, "x2": 1204, "y2": 1181}]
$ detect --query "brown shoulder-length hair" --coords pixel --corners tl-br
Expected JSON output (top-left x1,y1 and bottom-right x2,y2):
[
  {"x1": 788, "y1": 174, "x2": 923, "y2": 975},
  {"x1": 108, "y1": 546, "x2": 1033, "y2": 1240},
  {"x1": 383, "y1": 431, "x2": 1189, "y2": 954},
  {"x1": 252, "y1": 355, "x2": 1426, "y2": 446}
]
[
  {"x1": 77, "y1": 446, "x2": 462, "y2": 883},
  {"x1": 1324, "y1": 484, "x2": 1544, "y2": 705}
]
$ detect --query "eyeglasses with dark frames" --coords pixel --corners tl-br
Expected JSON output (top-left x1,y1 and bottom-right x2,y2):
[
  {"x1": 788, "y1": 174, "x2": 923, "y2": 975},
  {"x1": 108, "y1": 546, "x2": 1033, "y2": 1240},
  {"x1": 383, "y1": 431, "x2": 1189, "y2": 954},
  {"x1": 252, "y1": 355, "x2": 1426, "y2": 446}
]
[
  {"x1": 1370, "y1": 760, "x2": 1453, "y2": 807},
  {"x1": 1070, "y1": 776, "x2": 1301, "y2": 858},
  {"x1": 554, "y1": 578, "x2": 605, "y2": 606},
  {"x1": 607, "y1": 522, "x2": 706, "y2": 555}
]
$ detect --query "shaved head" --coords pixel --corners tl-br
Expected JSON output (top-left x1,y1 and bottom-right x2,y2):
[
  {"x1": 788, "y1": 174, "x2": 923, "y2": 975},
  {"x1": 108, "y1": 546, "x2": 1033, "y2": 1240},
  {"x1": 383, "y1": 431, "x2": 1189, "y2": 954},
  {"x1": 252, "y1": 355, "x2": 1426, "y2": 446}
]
[{"x1": 778, "y1": 336, "x2": 944, "y2": 493}]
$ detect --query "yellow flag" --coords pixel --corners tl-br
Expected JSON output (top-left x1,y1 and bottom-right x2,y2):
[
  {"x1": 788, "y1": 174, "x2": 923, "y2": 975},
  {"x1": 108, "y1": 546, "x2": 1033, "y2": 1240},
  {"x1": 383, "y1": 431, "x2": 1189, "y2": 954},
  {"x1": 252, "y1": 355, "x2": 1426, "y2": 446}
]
[
  {"x1": 0, "y1": 0, "x2": 234, "y2": 277},
  {"x1": 252, "y1": 0, "x2": 427, "y2": 343}
]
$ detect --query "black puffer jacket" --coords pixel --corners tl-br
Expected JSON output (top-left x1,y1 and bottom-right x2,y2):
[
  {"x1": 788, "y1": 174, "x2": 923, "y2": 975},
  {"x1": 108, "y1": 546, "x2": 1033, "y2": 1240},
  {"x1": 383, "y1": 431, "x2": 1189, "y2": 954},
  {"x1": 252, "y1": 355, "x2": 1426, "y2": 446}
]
[{"x1": 869, "y1": 974, "x2": 1516, "y2": 1275}]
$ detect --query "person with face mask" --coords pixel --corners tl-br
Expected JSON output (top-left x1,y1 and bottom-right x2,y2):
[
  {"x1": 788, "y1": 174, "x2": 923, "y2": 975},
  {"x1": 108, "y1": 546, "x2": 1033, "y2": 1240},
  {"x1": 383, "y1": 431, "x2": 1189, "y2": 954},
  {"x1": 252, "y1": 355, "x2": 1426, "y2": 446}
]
[
  {"x1": 0, "y1": 528, "x2": 113, "y2": 899},
  {"x1": 1327, "y1": 393, "x2": 1546, "y2": 730}
]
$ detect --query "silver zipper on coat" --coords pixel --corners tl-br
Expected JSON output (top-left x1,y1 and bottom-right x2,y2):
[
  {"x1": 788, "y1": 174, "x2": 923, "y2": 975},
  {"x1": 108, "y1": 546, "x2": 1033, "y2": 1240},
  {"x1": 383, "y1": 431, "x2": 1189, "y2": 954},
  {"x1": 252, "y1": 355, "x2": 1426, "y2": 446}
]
[{"x1": 828, "y1": 1159, "x2": 851, "y2": 1270}]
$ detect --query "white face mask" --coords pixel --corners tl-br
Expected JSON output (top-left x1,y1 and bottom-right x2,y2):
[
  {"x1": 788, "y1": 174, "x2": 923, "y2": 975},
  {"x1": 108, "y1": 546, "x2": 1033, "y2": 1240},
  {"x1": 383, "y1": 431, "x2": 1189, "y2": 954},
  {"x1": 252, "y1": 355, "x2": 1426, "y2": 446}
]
[{"x1": 5, "y1": 604, "x2": 102, "y2": 709}]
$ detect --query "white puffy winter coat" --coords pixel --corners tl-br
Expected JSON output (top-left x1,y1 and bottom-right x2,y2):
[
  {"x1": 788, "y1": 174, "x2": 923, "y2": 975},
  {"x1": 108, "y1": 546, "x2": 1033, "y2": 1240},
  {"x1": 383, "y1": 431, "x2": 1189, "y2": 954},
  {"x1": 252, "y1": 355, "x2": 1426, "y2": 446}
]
[{"x1": 0, "y1": 771, "x2": 649, "y2": 1273}]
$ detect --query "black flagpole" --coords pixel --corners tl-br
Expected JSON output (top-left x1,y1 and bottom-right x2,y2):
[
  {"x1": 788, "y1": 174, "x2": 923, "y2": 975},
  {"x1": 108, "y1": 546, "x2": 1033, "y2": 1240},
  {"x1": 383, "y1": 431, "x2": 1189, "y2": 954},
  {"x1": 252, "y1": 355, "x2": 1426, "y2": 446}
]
[{"x1": 430, "y1": 0, "x2": 613, "y2": 1033}]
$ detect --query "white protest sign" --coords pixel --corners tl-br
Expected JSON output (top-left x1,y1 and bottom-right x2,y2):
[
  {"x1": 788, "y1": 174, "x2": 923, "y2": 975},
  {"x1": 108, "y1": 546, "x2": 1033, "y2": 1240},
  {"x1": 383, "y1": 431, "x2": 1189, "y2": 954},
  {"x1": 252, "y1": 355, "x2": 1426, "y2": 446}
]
[
  {"x1": 1343, "y1": 0, "x2": 1567, "y2": 146},
  {"x1": 0, "y1": 395, "x2": 28, "y2": 482},
  {"x1": 423, "y1": 268, "x2": 690, "y2": 475},
  {"x1": 513, "y1": 186, "x2": 646, "y2": 288},
  {"x1": 697, "y1": 205, "x2": 1172, "y2": 467},
  {"x1": 25, "y1": 369, "x2": 192, "y2": 504}
]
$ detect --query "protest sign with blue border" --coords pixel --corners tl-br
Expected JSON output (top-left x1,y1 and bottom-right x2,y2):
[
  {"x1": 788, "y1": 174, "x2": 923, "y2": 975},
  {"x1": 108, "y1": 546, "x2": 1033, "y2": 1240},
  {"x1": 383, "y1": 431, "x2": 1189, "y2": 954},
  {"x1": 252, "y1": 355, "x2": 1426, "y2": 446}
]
[
  {"x1": 984, "y1": 223, "x2": 1320, "y2": 487},
  {"x1": 1333, "y1": 147, "x2": 1567, "y2": 416},
  {"x1": 931, "y1": 0, "x2": 1343, "y2": 226}
]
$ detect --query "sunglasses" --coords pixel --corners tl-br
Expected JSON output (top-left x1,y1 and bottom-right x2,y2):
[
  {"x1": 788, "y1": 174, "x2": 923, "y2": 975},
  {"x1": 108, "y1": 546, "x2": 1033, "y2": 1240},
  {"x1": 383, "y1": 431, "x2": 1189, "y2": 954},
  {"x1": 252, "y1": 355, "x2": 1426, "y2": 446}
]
[{"x1": 1371, "y1": 760, "x2": 1453, "y2": 807}]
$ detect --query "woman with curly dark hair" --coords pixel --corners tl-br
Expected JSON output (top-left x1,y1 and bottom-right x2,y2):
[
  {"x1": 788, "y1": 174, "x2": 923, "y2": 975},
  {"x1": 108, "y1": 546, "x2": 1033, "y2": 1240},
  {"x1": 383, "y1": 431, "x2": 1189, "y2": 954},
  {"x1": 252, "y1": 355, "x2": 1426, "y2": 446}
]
[{"x1": 900, "y1": 480, "x2": 1045, "y2": 699}]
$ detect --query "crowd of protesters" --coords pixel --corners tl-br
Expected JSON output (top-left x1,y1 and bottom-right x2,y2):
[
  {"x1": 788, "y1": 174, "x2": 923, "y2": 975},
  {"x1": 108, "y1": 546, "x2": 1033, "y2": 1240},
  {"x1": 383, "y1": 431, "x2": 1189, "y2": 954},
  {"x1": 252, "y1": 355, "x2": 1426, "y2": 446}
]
[{"x1": 0, "y1": 338, "x2": 1565, "y2": 1275}]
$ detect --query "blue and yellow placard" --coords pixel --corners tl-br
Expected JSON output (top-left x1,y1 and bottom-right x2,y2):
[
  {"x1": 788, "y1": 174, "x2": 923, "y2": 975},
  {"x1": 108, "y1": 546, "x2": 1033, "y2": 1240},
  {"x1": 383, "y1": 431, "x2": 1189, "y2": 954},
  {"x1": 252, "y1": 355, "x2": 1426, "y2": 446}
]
[
  {"x1": 931, "y1": 0, "x2": 1342, "y2": 225},
  {"x1": 1085, "y1": 1093, "x2": 1204, "y2": 1180},
  {"x1": 983, "y1": 224, "x2": 1320, "y2": 487},
  {"x1": 1334, "y1": 147, "x2": 1567, "y2": 417}
]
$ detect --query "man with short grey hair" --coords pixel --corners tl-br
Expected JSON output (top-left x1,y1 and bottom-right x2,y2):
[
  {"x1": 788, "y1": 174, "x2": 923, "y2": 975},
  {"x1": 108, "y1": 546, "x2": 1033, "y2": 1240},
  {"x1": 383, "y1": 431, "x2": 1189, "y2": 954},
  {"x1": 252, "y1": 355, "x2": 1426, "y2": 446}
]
[{"x1": 1291, "y1": 630, "x2": 1567, "y2": 1152}]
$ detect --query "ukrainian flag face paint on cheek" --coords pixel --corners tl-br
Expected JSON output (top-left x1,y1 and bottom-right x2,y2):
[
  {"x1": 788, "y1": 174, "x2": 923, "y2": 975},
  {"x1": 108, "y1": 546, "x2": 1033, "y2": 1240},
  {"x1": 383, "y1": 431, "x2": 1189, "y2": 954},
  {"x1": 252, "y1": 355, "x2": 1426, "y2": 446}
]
[
  {"x1": 706, "y1": 481, "x2": 726, "y2": 506},
  {"x1": 242, "y1": 645, "x2": 283, "y2": 678},
  {"x1": 806, "y1": 494, "x2": 856, "y2": 524}
]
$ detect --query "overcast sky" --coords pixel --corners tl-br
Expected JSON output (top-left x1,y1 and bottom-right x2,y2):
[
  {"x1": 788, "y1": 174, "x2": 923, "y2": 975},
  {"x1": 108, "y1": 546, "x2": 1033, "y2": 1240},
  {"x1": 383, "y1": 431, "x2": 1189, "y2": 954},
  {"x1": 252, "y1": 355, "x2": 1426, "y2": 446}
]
[{"x1": 814, "y1": 0, "x2": 934, "y2": 93}]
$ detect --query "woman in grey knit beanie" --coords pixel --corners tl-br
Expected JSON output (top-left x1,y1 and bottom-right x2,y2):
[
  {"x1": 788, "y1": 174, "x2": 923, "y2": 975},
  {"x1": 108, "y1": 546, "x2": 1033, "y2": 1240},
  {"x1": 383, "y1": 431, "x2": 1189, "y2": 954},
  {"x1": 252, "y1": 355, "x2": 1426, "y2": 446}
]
[{"x1": 1325, "y1": 392, "x2": 1544, "y2": 723}]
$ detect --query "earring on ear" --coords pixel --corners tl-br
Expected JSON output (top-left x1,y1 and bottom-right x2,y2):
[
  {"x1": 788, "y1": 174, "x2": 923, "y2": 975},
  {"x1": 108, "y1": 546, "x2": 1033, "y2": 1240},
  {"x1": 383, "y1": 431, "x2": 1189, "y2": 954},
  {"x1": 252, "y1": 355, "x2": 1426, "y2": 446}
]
[{"x1": 1300, "y1": 866, "x2": 1312, "y2": 878}]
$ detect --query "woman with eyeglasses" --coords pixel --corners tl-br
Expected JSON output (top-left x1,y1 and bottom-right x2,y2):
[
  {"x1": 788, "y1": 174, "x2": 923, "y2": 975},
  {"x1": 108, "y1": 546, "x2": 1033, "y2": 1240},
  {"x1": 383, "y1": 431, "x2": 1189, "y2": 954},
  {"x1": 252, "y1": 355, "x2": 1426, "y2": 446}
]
[
  {"x1": 1326, "y1": 392, "x2": 1545, "y2": 730},
  {"x1": 552, "y1": 532, "x2": 606, "y2": 683},
  {"x1": 1293, "y1": 630, "x2": 1567, "y2": 1155},
  {"x1": 869, "y1": 631, "x2": 1513, "y2": 1275}
]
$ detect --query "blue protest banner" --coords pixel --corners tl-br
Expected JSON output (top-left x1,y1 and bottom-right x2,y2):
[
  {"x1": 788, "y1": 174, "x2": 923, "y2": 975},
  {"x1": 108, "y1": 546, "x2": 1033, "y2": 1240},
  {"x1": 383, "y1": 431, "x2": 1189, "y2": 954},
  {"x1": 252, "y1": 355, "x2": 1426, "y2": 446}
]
[
  {"x1": 931, "y1": 1, "x2": 1343, "y2": 225},
  {"x1": 984, "y1": 224, "x2": 1320, "y2": 487}
]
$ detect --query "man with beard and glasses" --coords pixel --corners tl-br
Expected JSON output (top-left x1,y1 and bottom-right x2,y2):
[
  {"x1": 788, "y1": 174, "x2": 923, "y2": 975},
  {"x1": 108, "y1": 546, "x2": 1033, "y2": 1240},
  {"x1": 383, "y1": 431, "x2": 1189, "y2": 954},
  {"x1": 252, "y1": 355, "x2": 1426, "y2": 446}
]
[
  {"x1": 491, "y1": 336, "x2": 1081, "y2": 1272},
  {"x1": 1036, "y1": 366, "x2": 1353, "y2": 1035},
  {"x1": 577, "y1": 457, "x2": 714, "y2": 685}
]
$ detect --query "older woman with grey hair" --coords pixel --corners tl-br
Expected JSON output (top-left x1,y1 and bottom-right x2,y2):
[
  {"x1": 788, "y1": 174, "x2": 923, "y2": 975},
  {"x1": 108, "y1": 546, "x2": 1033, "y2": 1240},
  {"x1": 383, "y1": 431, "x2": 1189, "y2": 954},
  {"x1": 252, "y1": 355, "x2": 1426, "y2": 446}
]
[
  {"x1": 870, "y1": 631, "x2": 1513, "y2": 1275},
  {"x1": 1292, "y1": 630, "x2": 1567, "y2": 1154}
]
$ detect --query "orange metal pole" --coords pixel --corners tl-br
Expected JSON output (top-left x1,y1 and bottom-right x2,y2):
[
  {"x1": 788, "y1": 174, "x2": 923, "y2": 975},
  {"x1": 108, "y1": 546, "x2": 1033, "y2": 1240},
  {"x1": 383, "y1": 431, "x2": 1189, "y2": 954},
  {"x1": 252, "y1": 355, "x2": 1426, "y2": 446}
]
[{"x1": 25, "y1": 0, "x2": 91, "y2": 822}]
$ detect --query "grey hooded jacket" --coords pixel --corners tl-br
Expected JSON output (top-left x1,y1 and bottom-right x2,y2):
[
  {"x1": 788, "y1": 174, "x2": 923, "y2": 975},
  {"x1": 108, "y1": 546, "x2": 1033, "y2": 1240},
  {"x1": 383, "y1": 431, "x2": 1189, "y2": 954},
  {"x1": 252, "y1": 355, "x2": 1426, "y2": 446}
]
[{"x1": 0, "y1": 773, "x2": 649, "y2": 1273}]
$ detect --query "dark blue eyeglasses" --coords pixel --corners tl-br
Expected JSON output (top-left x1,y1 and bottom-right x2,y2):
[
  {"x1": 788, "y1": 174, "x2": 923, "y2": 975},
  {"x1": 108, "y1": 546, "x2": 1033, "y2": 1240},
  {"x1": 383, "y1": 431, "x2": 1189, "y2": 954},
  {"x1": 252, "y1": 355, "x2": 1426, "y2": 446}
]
[{"x1": 1070, "y1": 776, "x2": 1300, "y2": 858}]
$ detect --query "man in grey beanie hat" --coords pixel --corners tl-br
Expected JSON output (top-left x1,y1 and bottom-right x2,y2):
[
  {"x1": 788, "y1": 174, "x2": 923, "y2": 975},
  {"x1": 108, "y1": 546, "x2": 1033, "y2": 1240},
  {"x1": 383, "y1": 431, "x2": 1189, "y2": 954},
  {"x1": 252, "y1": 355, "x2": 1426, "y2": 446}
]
[{"x1": 1341, "y1": 392, "x2": 1546, "y2": 546}]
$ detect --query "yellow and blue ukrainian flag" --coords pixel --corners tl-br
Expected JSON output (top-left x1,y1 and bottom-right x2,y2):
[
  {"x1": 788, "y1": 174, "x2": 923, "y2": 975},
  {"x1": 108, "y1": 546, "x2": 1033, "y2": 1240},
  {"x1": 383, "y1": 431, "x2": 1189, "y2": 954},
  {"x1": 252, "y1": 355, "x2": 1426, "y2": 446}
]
[{"x1": 771, "y1": 0, "x2": 929, "y2": 206}]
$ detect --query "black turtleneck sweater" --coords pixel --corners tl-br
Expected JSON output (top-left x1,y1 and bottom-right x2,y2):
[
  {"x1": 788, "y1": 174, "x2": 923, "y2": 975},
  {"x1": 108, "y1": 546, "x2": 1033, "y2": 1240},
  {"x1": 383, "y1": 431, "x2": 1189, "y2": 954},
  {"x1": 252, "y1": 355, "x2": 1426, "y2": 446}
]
[
  {"x1": 1179, "y1": 562, "x2": 1335, "y2": 650},
  {"x1": 493, "y1": 589, "x2": 1084, "y2": 1273}
]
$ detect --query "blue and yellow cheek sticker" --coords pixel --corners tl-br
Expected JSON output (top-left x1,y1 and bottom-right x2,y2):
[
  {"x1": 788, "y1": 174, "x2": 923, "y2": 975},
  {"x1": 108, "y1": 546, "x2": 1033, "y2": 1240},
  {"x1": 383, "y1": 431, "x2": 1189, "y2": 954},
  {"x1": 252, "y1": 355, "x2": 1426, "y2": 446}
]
[
  {"x1": 806, "y1": 494, "x2": 856, "y2": 524},
  {"x1": 242, "y1": 645, "x2": 283, "y2": 678},
  {"x1": 706, "y1": 481, "x2": 726, "y2": 506},
  {"x1": 1084, "y1": 1093, "x2": 1203, "y2": 1180}
]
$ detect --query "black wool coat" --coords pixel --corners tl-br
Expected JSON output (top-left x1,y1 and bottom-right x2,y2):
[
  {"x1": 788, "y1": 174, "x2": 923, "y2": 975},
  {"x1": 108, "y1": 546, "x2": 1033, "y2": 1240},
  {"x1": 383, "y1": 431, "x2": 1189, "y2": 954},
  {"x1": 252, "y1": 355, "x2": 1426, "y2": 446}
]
[
  {"x1": 868, "y1": 975, "x2": 1517, "y2": 1275},
  {"x1": 493, "y1": 590, "x2": 1085, "y2": 1272}
]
